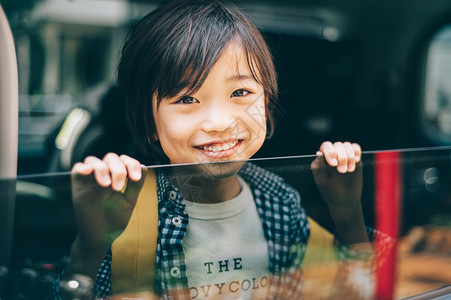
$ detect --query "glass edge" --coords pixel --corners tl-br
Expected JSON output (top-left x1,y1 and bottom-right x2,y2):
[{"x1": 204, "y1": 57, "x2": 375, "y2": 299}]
[{"x1": 8, "y1": 145, "x2": 451, "y2": 181}]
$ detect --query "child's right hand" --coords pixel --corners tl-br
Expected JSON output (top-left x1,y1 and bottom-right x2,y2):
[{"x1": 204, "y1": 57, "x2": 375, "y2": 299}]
[{"x1": 70, "y1": 153, "x2": 147, "y2": 254}]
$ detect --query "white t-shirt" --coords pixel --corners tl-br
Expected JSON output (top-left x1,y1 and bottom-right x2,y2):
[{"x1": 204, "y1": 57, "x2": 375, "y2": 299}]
[{"x1": 183, "y1": 176, "x2": 270, "y2": 300}]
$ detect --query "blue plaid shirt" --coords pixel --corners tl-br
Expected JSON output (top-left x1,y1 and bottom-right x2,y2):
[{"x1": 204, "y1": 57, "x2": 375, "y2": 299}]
[{"x1": 51, "y1": 162, "x2": 310, "y2": 299}]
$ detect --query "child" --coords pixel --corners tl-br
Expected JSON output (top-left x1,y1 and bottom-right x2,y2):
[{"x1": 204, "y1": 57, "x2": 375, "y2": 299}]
[{"x1": 51, "y1": 0, "x2": 371, "y2": 299}]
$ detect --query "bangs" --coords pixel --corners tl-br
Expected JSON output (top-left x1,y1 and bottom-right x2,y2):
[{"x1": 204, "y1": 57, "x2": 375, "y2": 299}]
[{"x1": 153, "y1": 3, "x2": 239, "y2": 104}]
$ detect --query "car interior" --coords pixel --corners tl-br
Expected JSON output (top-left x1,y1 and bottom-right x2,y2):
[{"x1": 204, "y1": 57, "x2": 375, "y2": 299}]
[{"x1": 1, "y1": 0, "x2": 451, "y2": 299}]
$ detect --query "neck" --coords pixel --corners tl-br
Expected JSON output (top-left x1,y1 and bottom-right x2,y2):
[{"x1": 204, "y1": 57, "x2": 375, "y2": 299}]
[{"x1": 169, "y1": 170, "x2": 241, "y2": 203}]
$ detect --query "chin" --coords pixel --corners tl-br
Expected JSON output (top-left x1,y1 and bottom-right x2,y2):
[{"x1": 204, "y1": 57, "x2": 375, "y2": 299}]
[{"x1": 179, "y1": 160, "x2": 246, "y2": 180}]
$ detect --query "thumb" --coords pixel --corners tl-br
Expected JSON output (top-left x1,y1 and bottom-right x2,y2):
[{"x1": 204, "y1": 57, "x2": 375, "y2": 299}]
[
  {"x1": 311, "y1": 151, "x2": 330, "y2": 186},
  {"x1": 311, "y1": 151, "x2": 325, "y2": 170},
  {"x1": 123, "y1": 166, "x2": 148, "y2": 204}
]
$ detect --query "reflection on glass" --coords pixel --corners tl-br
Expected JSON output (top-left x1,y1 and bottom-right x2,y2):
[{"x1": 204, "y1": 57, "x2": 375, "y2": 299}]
[
  {"x1": 394, "y1": 148, "x2": 451, "y2": 299},
  {"x1": 2, "y1": 148, "x2": 451, "y2": 299}
]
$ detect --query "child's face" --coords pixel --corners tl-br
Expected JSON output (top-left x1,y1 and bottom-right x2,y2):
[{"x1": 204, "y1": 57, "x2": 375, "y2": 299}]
[{"x1": 153, "y1": 43, "x2": 267, "y2": 174}]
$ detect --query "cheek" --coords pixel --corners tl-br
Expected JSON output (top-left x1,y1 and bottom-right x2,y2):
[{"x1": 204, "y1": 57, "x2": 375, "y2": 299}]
[
  {"x1": 244, "y1": 97, "x2": 267, "y2": 136},
  {"x1": 155, "y1": 110, "x2": 197, "y2": 151},
  {"x1": 157, "y1": 122, "x2": 188, "y2": 163},
  {"x1": 158, "y1": 119, "x2": 188, "y2": 144},
  {"x1": 235, "y1": 99, "x2": 267, "y2": 158}
]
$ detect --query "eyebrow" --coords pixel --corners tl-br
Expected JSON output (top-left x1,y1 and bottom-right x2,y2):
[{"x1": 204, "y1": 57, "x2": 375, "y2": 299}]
[{"x1": 227, "y1": 73, "x2": 257, "y2": 82}]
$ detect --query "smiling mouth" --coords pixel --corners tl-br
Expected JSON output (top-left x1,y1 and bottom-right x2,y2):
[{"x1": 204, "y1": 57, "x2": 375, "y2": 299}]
[{"x1": 195, "y1": 139, "x2": 242, "y2": 153}]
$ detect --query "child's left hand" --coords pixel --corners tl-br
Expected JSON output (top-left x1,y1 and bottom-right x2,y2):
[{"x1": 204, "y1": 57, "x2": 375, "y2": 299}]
[{"x1": 311, "y1": 141, "x2": 363, "y2": 209}]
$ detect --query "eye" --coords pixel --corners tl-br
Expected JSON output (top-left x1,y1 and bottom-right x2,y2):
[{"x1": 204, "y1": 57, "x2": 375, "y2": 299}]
[
  {"x1": 231, "y1": 89, "x2": 251, "y2": 98},
  {"x1": 175, "y1": 96, "x2": 198, "y2": 104}
]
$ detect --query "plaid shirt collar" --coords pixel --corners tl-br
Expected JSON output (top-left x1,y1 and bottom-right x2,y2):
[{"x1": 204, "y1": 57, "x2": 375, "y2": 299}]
[{"x1": 154, "y1": 162, "x2": 310, "y2": 300}]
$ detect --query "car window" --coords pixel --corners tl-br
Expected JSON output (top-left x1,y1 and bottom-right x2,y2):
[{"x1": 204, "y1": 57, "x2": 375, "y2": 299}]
[
  {"x1": 3, "y1": 1, "x2": 451, "y2": 299},
  {"x1": 1, "y1": 147, "x2": 451, "y2": 299}
]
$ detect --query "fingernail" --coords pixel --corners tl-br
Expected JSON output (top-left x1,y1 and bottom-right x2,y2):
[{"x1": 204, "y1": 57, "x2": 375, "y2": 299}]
[
  {"x1": 113, "y1": 182, "x2": 123, "y2": 191},
  {"x1": 331, "y1": 158, "x2": 338, "y2": 166},
  {"x1": 103, "y1": 176, "x2": 111, "y2": 185},
  {"x1": 338, "y1": 165, "x2": 347, "y2": 173},
  {"x1": 348, "y1": 164, "x2": 355, "y2": 172},
  {"x1": 355, "y1": 156, "x2": 360, "y2": 162},
  {"x1": 133, "y1": 170, "x2": 142, "y2": 180}
]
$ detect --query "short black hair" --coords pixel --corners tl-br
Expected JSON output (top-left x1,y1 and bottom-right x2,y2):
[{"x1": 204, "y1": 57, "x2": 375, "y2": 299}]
[{"x1": 117, "y1": 0, "x2": 278, "y2": 160}]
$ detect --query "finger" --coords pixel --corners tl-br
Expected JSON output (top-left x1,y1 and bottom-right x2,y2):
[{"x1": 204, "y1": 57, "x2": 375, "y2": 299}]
[
  {"x1": 123, "y1": 166, "x2": 148, "y2": 204},
  {"x1": 352, "y1": 143, "x2": 362, "y2": 163},
  {"x1": 71, "y1": 162, "x2": 93, "y2": 176},
  {"x1": 84, "y1": 156, "x2": 111, "y2": 187},
  {"x1": 119, "y1": 154, "x2": 142, "y2": 181},
  {"x1": 71, "y1": 162, "x2": 96, "y2": 191},
  {"x1": 319, "y1": 141, "x2": 338, "y2": 167},
  {"x1": 311, "y1": 151, "x2": 323, "y2": 171},
  {"x1": 103, "y1": 153, "x2": 127, "y2": 192},
  {"x1": 343, "y1": 142, "x2": 356, "y2": 172},
  {"x1": 311, "y1": 151, "x2": 330, "y2": 183},
  {"x1": 333, "y1": 142, "x2": 348, "y2": 173}
]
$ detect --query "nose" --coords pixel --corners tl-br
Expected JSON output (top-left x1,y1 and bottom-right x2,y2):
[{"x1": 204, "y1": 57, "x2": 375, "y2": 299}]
[{"x1": 200, "y1": 100, "x2": 236, "y2": 133}]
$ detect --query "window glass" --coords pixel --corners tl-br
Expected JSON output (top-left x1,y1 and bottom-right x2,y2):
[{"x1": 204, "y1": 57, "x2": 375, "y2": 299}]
[
  {"x1": 424, "y1": 25, "x2": 451, "y2": 144},
  {"x1": 1, "y1": 148, "x2": 450, "y2": 299}
]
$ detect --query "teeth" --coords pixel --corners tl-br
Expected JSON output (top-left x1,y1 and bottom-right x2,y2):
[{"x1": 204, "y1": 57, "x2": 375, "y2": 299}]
[{"x1": 201, "y1": 140, "x2": 238, "y2": 152}]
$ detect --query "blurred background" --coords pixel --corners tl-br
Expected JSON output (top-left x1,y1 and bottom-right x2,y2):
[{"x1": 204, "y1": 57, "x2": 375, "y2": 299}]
[{"x1": 2, "y1": 0, "x2": 451, "y2": 175}]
